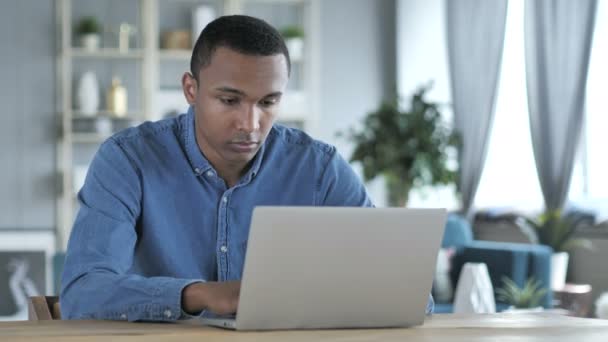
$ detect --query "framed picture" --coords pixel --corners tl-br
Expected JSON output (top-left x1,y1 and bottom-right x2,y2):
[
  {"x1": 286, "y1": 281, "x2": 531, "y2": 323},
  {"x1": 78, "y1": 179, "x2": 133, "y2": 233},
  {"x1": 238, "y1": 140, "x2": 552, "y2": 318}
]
[{"x1": 0, "y1": 231, "x2": 55, "y2": 321}]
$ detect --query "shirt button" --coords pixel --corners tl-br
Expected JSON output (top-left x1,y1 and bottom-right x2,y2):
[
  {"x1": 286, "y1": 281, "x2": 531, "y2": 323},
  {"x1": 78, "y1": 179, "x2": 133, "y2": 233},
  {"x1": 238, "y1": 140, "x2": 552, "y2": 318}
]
[
  {"x1": 164, "y1": 309, "x2": 172, "y2": 318},
  {"x1": 206, "y1": 170, "x2": 214, "y2": 177},
  {"x1": 194, "y1": 167, "x2": 201, "y2": 174},
  {"x1": 120, "y1": 313, "x2": 127, "y2": 320},
  {"x1": 220, "y1": 245, "x2": 228, "y2": 253},
  {"x1": 222, "y1": 196, "x2": 228, "y2": 203}
]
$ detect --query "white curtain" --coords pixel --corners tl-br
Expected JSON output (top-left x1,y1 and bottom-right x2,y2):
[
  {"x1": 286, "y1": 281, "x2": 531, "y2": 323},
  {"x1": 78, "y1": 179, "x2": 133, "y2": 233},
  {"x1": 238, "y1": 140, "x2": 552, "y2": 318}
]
[
  {"x1": 525, "y1": 0, "x2": 598, "y2": 210},
  {"x1": 446, "y1": 0, "x2": 508, "y2": 215}
]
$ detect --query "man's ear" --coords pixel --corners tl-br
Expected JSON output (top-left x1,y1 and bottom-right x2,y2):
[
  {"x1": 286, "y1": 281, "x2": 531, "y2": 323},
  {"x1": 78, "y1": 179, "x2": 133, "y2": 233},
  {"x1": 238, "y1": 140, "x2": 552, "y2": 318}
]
[{"x1": 182, "y1": 72, "x2": 198, "y2": 105}]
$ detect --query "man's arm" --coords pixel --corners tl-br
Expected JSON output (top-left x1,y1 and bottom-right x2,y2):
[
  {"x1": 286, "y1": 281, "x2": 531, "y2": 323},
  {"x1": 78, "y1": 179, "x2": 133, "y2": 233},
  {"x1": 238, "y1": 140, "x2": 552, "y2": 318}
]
[
  {"x1": 315, "y1": 147, "x2": 435, "y2": 314},
  {"x1": 315, "y1": 147, "x2": 374, "y2": 207},
  {"x1": 60, "y1": 139, "x2": 234, "y2": 321}
]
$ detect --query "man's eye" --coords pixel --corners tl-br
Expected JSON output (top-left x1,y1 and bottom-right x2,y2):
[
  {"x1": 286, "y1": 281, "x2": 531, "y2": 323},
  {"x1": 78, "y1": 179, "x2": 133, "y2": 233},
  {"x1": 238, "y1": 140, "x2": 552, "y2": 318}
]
[
  {"x1": 220, "y1": 98, "x2": 238, "y2": 106},
  {"x1": 259, "y1": 99, "x2": 278, "y2": 107}
]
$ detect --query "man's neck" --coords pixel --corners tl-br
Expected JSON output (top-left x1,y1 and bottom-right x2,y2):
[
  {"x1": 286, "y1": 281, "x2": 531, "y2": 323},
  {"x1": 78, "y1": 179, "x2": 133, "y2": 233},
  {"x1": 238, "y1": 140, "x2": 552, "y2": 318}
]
[{"x1": 215, "y1": 162, "x2": 249, "y2": 188}]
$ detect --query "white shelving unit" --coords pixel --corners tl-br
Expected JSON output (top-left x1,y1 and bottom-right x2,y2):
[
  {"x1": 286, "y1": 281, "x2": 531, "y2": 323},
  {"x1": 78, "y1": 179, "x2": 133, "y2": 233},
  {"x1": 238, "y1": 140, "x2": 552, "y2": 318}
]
[{"x1": 55, "y1": 0, "x2": 320, "y2": 249}]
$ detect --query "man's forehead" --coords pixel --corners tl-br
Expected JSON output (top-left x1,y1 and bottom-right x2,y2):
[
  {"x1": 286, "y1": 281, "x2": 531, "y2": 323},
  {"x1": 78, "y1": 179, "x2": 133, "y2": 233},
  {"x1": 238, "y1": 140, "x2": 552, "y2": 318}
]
[
  {"x1": 201, "y1": 47, "x2": 288, "y2": 77},
  {"x1": 198, "y1": 47, "x2": 289, "y2": 96}
]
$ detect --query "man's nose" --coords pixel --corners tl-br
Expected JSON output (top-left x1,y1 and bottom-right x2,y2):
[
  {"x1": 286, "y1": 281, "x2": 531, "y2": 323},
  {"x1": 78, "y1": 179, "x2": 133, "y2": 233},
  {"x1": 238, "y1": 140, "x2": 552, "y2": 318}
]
[{"x1": 236, "y1": 105, "x2": 261, "y2": 133}]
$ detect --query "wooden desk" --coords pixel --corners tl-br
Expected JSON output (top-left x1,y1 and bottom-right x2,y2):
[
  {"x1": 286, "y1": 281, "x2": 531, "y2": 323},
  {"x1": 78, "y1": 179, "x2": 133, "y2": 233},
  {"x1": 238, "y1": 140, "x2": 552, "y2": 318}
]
[{"x1": 2, "y1": 313, "x2": 608, "y2": 342}]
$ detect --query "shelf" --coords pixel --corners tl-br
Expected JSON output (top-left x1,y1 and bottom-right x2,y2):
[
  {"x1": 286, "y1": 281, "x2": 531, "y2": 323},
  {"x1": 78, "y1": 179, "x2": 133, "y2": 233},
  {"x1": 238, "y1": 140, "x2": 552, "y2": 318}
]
[
  {"x1": 159, "y1": 49, "x2": 192, "y2": 61},
  {"x1": 68, "y1": 48, "x2": 144, "y2": 59},
  {"x1": 71, "y1": 111, "x2": 143, "y2": 119},
  {"x1": 71, "y1": 133, "x2": 111, "y2": 144},
  {"x1": 245, "y1": 0, "x2": 307, "y2": 4}
]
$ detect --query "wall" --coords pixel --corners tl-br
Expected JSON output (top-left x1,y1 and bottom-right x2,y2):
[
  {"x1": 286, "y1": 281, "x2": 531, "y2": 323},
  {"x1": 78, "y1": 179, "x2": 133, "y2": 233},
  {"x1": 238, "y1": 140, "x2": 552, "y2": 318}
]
[
  {"x1": 317, "y1": 0, "x2": 397, "y2": 206},
  {"x1": 0, "y1": 0, "x2": 56, "y2": 230}
]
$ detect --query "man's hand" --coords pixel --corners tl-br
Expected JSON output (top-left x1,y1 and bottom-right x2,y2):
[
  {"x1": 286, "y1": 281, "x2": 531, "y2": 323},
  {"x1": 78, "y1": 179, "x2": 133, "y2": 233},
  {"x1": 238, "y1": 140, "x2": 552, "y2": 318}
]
[{"x1": 182, "y1": 281, "x2": 241, "y2": 316}]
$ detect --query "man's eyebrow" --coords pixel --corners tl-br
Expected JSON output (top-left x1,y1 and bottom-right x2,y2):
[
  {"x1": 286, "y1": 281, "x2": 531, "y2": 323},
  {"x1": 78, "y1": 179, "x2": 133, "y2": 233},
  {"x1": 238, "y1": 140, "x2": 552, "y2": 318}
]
[
  {"x1": 215, "y1": 87, "x2": 283, "y2": 98},
  {"x1": 263, "y1": 91, "x2": 283, "y2": 98},
  {"x1": 214, "y1": 87, "x2": 246, "y2": 96}
]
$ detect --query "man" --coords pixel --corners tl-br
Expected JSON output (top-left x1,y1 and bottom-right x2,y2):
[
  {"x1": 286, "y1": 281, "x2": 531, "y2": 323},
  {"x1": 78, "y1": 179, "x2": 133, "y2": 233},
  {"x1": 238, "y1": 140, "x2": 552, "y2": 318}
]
[{"x1": 61, "y1": 15, "x2": 433, "y2": 321}]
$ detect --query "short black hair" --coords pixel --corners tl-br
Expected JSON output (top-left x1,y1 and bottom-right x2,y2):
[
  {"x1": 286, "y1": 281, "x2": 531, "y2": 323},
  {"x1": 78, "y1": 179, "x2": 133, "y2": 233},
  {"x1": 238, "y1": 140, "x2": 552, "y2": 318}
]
[{"x1": 190, "y1": 15, "x2": 290, "y2": 80}]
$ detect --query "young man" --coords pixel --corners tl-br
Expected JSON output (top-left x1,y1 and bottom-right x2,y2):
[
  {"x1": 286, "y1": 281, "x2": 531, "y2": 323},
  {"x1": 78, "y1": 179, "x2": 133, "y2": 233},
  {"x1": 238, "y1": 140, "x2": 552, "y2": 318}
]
[{"x1": 60, "y1": 15, "x2": 433, "y2": 321}]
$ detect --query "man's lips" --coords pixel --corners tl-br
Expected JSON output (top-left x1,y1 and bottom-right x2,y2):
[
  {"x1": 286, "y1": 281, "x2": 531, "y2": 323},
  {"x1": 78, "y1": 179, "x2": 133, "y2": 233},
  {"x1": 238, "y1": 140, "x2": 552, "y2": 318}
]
[{"x1": 228, "y1": 141, "x2": 259, "y2": 152}]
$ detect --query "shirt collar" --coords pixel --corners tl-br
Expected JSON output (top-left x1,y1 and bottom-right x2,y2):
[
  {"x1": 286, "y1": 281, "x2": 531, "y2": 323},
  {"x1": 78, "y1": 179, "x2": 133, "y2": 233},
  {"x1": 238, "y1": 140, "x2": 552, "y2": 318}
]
[
  {"x1": 182, "y1": 105, "x2": 268, "y2": 181},
  {"x1": 183, "y1": 106, "x2": 213, "y2": 175}
]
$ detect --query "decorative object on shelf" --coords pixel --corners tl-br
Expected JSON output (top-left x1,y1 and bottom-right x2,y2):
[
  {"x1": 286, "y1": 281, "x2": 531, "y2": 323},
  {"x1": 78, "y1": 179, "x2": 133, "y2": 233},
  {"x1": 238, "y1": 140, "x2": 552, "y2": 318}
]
[
  {"x1": 340, "y1": 84, "x2": 461, "y2": 206},
  {"x1": 496, "y1": 276, "x2": 547, "y2": 310},
  {"x1": 76, "y1": 71, "x2": 100, "y2": 117},
  {"x1": 106, "y1": 77, "x2": 127, "y2": 117},
  {"x1": 161, "y1": 30, "x2": 191, "y2": 50},
  {"x1": 117, "y1": 23, "x2": 137, "y2": 53},
  {"x1": 192, "y1": 5, "x2": 216, "y2": 46},
  {"x1": 280, "y1": 26, "x2": 304, "y2": 62},
  {"x1": 596, "y1": 292, "x2": 608, "y2": 319},
  {"x1": 521, "y1": 210, "x2": 593, "y2": 290},
  {"x1": 452, "y1": 263, "x2": 495, "y2": 314},
  {"x1": 75, "y1": 16, "x2": 102, "y2": 51},
  {"x1": 0, "y1": 251, "x2": 45, "y2": 321}
]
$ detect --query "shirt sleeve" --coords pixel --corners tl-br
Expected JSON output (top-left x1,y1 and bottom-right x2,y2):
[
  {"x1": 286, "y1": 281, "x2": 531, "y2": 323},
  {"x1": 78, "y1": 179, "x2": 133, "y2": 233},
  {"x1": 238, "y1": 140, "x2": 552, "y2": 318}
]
[
  {"x1": 60, "y1": 138, "x2": 203, "y2": 321},
  {"x1": 316, "y1": 147, "x2": 374, "y2": 207},
  {"x1": 426, "y1": 294, "x2": 435, "y2": 315}
]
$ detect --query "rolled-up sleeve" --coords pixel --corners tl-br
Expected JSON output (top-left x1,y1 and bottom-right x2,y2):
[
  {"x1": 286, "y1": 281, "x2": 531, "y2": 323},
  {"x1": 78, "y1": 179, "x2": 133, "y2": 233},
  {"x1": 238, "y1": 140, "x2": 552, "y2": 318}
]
[{"x1": 60, "y1": 138, "x2": 202, "y2": 321}]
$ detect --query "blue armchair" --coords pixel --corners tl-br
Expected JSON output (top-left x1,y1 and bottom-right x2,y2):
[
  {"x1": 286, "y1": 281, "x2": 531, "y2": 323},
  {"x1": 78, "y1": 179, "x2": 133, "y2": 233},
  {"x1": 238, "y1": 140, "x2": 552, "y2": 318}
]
[{"x1": 434, "y1": 214, "x2": 553, "y2": 313}]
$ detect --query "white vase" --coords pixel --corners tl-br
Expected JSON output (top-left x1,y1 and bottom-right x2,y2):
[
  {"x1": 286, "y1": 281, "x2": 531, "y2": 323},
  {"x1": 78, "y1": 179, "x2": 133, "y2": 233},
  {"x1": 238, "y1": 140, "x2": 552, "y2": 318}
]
[
  {"x1": 286, "y1": 38, "x2": 304, "y2": 62},
  {"x1": 76, "y1": 71, "x2": 100, "y2": 116},
  {"x1": 192, "y1": 5, "x2": 215, "y2": 47},
  {"x1": 453, "y1": 263, "x2": 496, "y2": 314},
  {"x1": 80, "y1": 34, "x2": 100, "y2": 51},
  {"x1": 551, "y1": 252, "x2": 569, "y2": 290}
]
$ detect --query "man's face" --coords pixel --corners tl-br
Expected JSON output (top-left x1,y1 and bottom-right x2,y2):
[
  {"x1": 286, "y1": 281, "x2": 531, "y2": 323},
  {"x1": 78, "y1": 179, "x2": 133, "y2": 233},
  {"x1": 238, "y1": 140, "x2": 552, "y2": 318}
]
[{"x1": 182, "y1": 47, "x2": 289, "y2": 170}]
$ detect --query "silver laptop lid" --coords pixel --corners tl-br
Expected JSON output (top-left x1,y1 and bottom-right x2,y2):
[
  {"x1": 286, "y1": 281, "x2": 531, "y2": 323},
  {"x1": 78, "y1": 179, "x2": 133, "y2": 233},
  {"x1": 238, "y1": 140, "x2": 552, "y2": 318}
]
[{"x1": 235, "y1": 207, "x2": 447, "y2": 330}]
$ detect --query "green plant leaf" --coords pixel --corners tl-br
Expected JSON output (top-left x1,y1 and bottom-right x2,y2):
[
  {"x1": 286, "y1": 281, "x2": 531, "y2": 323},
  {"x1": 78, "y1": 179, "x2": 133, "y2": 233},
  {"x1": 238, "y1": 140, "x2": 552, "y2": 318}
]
[
  {"x1": 338, "y1": 83, "x2": 460, "y2": 205},
  {"x1": 75, "y1": 16, "x2": 101, "y2": 35},
  {"x1": 280, "y1": 26, "x2": 304, "y2": 38},
  {"x1": 496, "y1": 276, "x2": 547, "y2": 308}
]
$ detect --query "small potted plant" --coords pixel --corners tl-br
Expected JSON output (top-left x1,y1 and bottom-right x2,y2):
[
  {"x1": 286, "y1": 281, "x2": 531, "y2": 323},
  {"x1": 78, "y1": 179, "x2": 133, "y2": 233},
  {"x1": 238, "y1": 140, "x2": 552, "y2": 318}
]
[
  {"x1": 496, "y1": 276, "x2": 547, "y2": 312},
  {"x1": 522, "y1": 210, "x2": 592, "y2": 290},
  {"x1": 280, "y1": 26, "x2": 304, "y2": 62},
  {"x1": 75, "y1": 16, "x2": 102, "y2": 51}
]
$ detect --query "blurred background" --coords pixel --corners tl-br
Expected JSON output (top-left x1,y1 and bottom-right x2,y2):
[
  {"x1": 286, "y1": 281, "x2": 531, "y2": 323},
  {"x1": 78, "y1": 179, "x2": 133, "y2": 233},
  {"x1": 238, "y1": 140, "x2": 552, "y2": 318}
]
[{"x1": 1, "y1": 0, "x2": 607, "y2": 321}]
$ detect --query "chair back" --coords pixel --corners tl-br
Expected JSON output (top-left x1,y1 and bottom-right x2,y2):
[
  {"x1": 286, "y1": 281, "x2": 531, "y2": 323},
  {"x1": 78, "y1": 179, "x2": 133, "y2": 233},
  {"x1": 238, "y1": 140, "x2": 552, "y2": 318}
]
[
  {"x1": 442, "y1": 214, "x2": 473, "y2": 248},
  {"x1": 28, "y1": 296, "x2": 61, "y2": 320}
]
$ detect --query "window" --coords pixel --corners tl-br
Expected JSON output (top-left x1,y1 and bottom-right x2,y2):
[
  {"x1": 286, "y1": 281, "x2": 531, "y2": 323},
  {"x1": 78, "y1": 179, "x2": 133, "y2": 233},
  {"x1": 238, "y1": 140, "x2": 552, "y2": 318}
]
[
  {"x1": 474, "y1": 0, "x2": 543, "y2": 212},
  {"x1": 570, "y1": 0, "x2": 608, "y2": 207}
]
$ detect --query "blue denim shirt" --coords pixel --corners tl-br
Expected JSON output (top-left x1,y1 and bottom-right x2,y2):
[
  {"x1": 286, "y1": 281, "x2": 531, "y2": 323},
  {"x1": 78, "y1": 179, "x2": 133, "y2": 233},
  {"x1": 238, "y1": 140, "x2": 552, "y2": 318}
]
[{"x1": 61, "y1": 107, "x2": 433, "y2": 321}]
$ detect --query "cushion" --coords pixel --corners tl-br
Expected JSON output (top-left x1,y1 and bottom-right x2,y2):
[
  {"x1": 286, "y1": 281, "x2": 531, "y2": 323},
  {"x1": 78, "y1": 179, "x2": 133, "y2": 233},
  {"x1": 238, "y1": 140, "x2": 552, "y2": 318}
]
[{"x1": 433, "y1": 247, "x2": 455, "y2": 303}]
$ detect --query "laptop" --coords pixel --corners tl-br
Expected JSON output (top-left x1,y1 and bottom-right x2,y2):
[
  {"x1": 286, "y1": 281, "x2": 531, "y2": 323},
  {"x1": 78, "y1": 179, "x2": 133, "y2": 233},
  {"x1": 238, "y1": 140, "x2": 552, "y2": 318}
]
[{"x1": 199, "y1": 206, "x2": 447, "y2": 331}]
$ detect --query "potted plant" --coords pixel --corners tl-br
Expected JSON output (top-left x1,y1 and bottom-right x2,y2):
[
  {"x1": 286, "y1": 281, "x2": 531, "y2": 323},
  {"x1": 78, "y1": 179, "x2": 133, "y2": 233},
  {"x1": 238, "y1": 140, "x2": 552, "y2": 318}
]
[
  {"x1": 496, "y1": 276, "x2": 547, "y2": 311},
  {"x1": 341, "y1": 84, "x2": 460, "y2": 206},
  {"x1": 522, "y1": 210, "x2": 592, "y2": 290},
  {"x1": 75, "y1": 16, "x2": 102, "y2": 51},
  {"x1": 280, "y1": 26, "x2": 304, "y2": 62}
]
